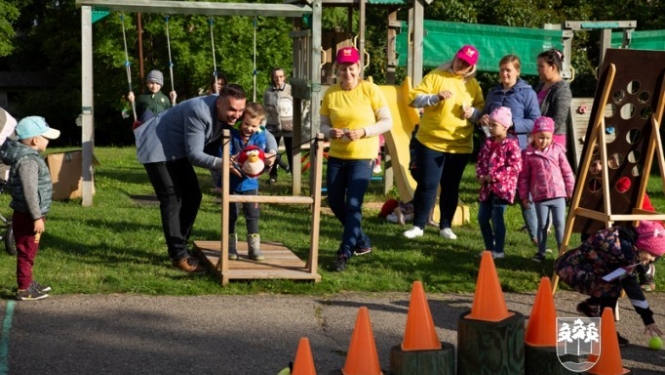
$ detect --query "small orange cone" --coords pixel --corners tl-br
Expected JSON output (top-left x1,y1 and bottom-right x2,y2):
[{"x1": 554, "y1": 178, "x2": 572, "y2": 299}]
[
  {"x1": 465, "y1": 251, "x2": 512, "y2": 322},
  {"x1": 525, "y1": 277, "x2": 557, "y2": 346},
  {"x1": 342, "y1": 307, "x2": 383, "y2": 375},
  {"x1": 587, "y1": 307, "x2": 630, "y2": 375},
  {"x1": 401, "y1": 281, "x2": 442, "y2": 351},
  {"x1": 292, "y1": 337, "x2": 317, "y2": 375}
]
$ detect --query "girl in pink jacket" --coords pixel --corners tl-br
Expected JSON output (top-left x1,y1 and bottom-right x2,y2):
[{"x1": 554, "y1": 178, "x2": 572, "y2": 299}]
[
  {"x1": 519, "y1": 116, "x2": 575, "y2": 262},
  {"x1": 476, "y1": 107, "x2": 522, "y2": 259}
]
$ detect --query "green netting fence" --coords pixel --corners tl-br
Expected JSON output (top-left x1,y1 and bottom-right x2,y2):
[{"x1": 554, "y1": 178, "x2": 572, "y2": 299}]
[
  {"x1": 396, "y1": 21, "x2": 564, "y2": 75},
  {"x1": 611, "y1": 29, "x2": 665, "y2": 50}
]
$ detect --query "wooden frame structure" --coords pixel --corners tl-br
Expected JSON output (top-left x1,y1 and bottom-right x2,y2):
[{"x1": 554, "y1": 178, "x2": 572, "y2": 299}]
[
  {"x1": 553, "y1": 49, "x2": 665, "y2": 292},
  {"x1": 194, "y1": 130, "x2": 324, "y2": 285}
]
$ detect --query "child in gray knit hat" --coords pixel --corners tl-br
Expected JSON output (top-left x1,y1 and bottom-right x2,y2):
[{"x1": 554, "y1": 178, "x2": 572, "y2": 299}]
[{"x1": 127, "y1": 69, "x2": 177, "y2": 122}]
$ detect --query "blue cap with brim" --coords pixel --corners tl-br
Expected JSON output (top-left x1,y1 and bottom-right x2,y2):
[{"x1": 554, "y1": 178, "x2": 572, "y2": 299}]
[{"x1": 16, "y1": 116, "x2": 61, "y2": 140}]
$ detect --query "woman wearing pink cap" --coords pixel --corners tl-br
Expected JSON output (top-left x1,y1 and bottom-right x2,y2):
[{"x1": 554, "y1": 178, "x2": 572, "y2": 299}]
[
  {"x1": 518, "y1": 116, "x2": 575, "y2": 263},
  {"x1": 320, "y1": 46, "x2": 393, "y2": 272},
  {"x1": 475, "y1": 107, "x2": 522, "y2": 259},
  {"x1": 404, "y1": 44, "x2": 485, "y2": 240},
  {"x1": 555, "y1": 220, "x2": 665, "y2": 345}
]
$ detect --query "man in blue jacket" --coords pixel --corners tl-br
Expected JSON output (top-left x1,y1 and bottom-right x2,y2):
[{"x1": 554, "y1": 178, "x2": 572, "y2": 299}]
[{"x1": 134, "y1": 84, "x2": 276, "y2": 273}]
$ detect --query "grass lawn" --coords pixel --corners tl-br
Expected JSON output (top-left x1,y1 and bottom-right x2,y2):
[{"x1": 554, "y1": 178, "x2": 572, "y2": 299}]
[{"x1": 0, "y1": 146, "x2": 662, "y2": 297}]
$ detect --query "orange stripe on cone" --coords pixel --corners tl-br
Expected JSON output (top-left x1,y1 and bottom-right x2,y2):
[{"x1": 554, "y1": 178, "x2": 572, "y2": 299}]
[
  {"x1": 401, "y1": 281, "x2": 442, "y2": 351},
  {"x1": 465, "y1": 251, "x2": 512, "y2": 322},
  {"x1": 587, "y1": 307, "x2": 630, "y2": 375},
  {"x1": 525, "y1": 277, "x2": 558, "y2": 346},
  {"x1": 292, "y1": 337, "x2": 317, "y2": 375},
  {"x1": 342, "y1": 307, "x2": 383, "y2": 375}
]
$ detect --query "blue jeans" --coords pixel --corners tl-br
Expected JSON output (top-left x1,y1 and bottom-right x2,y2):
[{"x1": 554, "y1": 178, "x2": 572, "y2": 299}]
[
  {"x1": 478, "y1": 194, "x2": 508, "y2": 254},
  {"x1": 326, "y1": 157, "x2": 373, "y2": 258},
  {"x1": 519, "y1": 189, "x2": 538, "y2": 243},
  {"x1": 229, "y1": 189, "x2": 260, "y2": 234},
  {"x1": 412, "y1": 139, "x2": 470, "y2": 229},
  {"x1": 535, "y1": 197, "x2": 566, "y2": 254}
]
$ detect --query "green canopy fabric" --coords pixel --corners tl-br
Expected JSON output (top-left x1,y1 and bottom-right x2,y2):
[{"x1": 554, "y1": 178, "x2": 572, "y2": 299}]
[
  {"x1": 396, "y1": 21, "x2": 564, "y2": 75},
  {"x1": 611, "y1": 29, "x2": 665, "y2": 51}
]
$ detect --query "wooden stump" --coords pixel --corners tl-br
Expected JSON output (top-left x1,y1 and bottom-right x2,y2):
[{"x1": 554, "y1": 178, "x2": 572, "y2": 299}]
[
  {"x1": 457, "y1": 310, "x2": 525, "y2": 375},
  {"x1": 389, "y1": 342, "x2": 455, "y2": 375},
  {"x1": 525, "y1": 344, "x2": 578, "y2": 375}
]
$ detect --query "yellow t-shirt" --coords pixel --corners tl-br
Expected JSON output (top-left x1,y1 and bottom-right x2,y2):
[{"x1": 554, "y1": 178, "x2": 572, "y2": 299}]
[
  {"x1": 410, "y1": 69, "x2": 485, "y2": 154},
  {"x1": 321, "y1": 80, "x2": 387, "y2": 159}
]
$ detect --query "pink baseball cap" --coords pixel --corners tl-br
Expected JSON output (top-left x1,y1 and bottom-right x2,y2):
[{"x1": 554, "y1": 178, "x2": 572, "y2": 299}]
[
  {"x1": 336, "y1": 47, "x2": 360, "y2": 64},
  {"x1": 636, "y1": 220, "x2": 665, "y2": 257},
  {"x1": 455, "y1": 45, "x2": 479, "y2": 66},
  {"x1": 490, "y1": 107, "x2": 513, "y2": 128},
  {"x1": 532, "y1": 116, "x2": 555, "y2": 134}
]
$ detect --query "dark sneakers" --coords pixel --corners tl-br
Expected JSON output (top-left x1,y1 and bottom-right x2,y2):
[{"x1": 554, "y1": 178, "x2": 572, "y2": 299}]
[
  {"x1": 172, "y1": 256, "x2": 207, "y2": 273},
  {"x1": 16, "y1": 284, "x2": 49, "y2": 301},
  {"x1": 353, "y1": 245, "x2": 372, "y2": 256},
  {"x1": 576, "y1": 300, "x2": 600, "y2": 318},
  {"x1": 333, "y1": 255, "x2": 348, "y2": 272},
  {"x1": 31, "y1": 280, "x2": 52, "y2": 293},
  {"x1": 531, "y1": 252, "x2": 546, "y2": 263}
]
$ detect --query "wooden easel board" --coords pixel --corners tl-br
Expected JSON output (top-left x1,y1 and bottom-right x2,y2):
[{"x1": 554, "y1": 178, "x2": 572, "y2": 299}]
[
  {"x1": 569, "y1": 98, "x2": 617, "y2": 169},
  {"x1": 572, "y1": 49, "x2": 665, "y2": 235}
]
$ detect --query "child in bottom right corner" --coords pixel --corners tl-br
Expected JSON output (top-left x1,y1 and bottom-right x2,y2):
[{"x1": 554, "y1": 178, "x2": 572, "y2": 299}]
[{"x1": 518, "y1": 116, "x2": 575, "y2": 263}]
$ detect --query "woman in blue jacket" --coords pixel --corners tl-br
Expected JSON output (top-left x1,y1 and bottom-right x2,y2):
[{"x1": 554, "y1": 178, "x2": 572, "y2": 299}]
[{"x1": 480, "y1": 54, "x2": 540, "y2": 245}]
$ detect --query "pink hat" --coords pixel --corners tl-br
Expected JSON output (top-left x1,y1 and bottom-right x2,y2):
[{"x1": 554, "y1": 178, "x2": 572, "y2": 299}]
[
  {"x1": 532, "y1": 116, "x2": 555, "y2": 134},
  {"x1": 636, "y1": 220, "x2": 665, "y2": 257},
  {"x1": 336, "y1": 47, "x2": 360, "y2": 64},
  {"x1": 455, "y1": 45, "x2": 479, "y2": 66},
  {"x1": 490, "y1": 107, "x2": 512, "y2": 128}
]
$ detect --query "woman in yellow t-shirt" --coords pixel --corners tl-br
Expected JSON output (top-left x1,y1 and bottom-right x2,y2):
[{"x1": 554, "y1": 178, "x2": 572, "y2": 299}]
[
  {"x1": 320, "y1": 47, "x2": 393, "y2": 272},
  {"x1": 403, "y1": 45, "x2": 485, "y2": 241}
]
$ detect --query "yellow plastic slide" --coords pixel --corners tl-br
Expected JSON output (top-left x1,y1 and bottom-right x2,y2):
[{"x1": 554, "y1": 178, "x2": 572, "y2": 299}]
[
  {"x1": 378, "y1": 78, "x2": 470, "y2": 226},
  {"x1": 377, "y1": 78, "x2": 421, "y2": 204}
]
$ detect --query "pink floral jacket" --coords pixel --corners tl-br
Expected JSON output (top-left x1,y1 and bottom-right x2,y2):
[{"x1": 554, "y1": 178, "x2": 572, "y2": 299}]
[
  {"x1": 518, "y1": 142, "x2": 575, "y2": 202},
  {"x1": 476, "y1": 137, "x2": 522, "y2": 203}
]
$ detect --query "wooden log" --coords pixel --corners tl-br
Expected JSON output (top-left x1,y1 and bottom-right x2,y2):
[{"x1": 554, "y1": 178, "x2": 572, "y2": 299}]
[
  {"x1": 389, "y1": 342, "x2": 455, "y2": 375},
  {"x1": 457, "y1": 310, "x2": 525, "y2": 375},
  {"x1": 525, "y1": 344, "x2": 578, "y2": 375}
]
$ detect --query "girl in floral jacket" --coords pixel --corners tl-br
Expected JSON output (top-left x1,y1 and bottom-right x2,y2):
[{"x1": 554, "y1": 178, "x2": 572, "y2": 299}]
[
  {"x1": 476, "y1": 107, "x2": 522, "y2": 259},
  {"x1": 555, "y1": 221, "x2": 664, "y2": 345},
  {"x1": 519, "y1": 116, "x2": 574, "y2": 262}
]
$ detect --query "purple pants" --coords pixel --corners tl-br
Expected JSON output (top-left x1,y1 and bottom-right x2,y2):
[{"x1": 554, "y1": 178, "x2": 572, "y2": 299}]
[{"x1": 14, "y1": 211, "x2": 42, "y2": 290}]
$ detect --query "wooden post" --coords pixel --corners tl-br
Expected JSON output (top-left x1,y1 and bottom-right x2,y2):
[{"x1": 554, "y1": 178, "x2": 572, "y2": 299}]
[
  {"x1": 390, "y1": 343, "x2": 455, "y2": 375},
  {"x1": 457, "y1": 311, "x2": 525, "y2": 375}
]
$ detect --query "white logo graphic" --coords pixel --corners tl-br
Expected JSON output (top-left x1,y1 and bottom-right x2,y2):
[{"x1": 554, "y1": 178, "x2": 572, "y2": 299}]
[{"x1": 556, "y1": 317, "x2": 602, "y2": 372}]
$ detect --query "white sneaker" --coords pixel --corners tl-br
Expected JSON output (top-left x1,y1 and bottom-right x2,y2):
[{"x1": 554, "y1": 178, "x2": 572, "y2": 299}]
[
  {"x1": 440, "y1": 227, "x2": 457, "y2": 240},
  {"x1": 492, "y1": 251, "x2": 505, "y2": 259},
  {"x1": 403, "y1": 226, "x2": 424, "y2": 239},
  {"x1": 373, "y1": 165, "x2": 382, "y2": 174}
]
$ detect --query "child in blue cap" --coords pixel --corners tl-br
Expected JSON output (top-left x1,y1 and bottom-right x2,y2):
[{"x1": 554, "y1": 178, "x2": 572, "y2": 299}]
[{"x1": 0, "y1": 116, "x2": 60, "y2": 300}]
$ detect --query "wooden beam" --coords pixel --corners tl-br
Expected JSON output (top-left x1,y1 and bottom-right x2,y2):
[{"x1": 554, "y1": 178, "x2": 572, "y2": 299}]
[{"x1": 76, "y1": 0, "x2": 312, "y2": 17}]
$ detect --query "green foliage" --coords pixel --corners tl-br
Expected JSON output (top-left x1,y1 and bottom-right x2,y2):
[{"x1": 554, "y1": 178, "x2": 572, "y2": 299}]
[
  {"x1": 3, "y1": 0, "x2": 665, "y2": 145},
  {"x1": 0, "y1": 1, "x2": 20, "y2": 56}
]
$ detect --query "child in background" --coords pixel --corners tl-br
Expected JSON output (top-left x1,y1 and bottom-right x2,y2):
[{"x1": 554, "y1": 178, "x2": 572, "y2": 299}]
[
  {"x1": 0, "y1": 117, "x2": 60, "y2": 300},
  {"x1": 216, "y1": 103, "x2": 276, "y2": 261},
  {"x1": 519, "y1": 116, "x2": 574, "y2": 262},
  {"x1": 476, "y1": 107, "x2": 522, "y2": 259},
  {"x1": 127, "y1": 70, "x2": 177, "y2": 122}
]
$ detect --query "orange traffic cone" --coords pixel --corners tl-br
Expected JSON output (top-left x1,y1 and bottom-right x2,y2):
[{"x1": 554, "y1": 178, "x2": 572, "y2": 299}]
[
  {"x1": 525, "y1": 277, "x2": 557, "y2": 346},
  {"x1": 292, "y1": 337, "x2": 317, "y2": 375},
  {"x1": 465, "y1": 251, "x2": 512, "y2": 322},
  {"x1": 401, "y1": 281, "x2": 442, "y2": 351},
  {"x1": 587, "y1": 307, "x2": 630, "y2": 375},
  {"x1": 342, "y1": 307, "x2": 383, "y2": 375}
]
